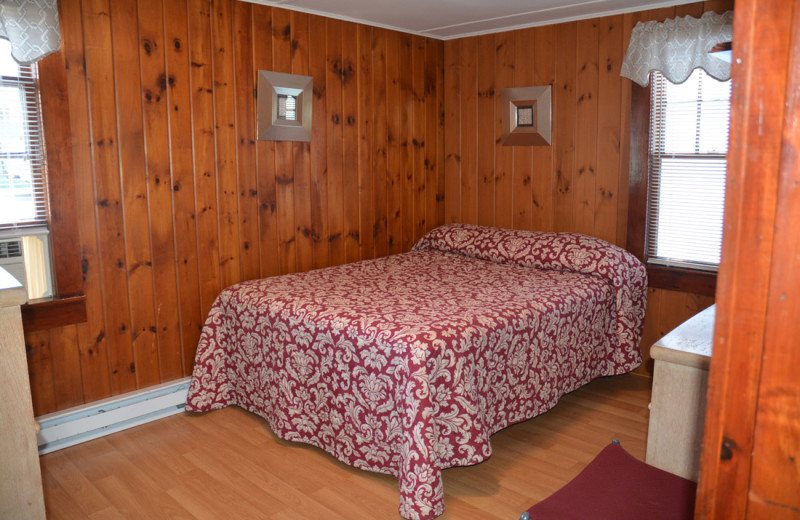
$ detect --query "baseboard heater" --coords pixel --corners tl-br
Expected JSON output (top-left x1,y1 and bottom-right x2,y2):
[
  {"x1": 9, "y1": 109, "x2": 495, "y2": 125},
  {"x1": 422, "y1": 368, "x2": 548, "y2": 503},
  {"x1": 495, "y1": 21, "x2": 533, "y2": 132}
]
[{"x1": 36, "y1": 377, "x2": 191, "y2": 455}]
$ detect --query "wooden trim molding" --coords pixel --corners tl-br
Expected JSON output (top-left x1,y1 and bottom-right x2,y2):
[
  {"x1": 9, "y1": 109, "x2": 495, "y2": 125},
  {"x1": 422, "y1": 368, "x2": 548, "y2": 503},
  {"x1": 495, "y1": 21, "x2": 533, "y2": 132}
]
[
  {"x1": 697, "y1": 0, "x2": 800, "y2": 515},
  {"x1": 38, "y1": 49, "x2": 83, "y2": 299},
  {"x1": 646, "y1": 265, "x2": 716, "y2": 296},
  {"x1": 626, "y1": 82, "x2": 718, "y2": 295},
  {"x1": 24, "y1": 33, "x2": 87, "y2": 333},
  {"x1": 626, "y1": 83, "x2": 651, "y2": 262},
  {"x1": 21, "y1": 295, "x2": 87, "y2": 333}
]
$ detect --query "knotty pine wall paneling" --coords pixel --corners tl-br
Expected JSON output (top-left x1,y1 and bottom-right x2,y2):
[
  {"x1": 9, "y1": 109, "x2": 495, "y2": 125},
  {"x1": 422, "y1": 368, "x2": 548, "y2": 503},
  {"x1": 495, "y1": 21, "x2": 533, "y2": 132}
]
[
  {"x1": 442, "y1": 0, "x2": 731, "y2": 374},
  {"x1": 30, "y1": 0, "x2": 730, "y2": 412},
  {"x1": 59, "y1": 0, "x2": 112, "y2": 407},
  {"x1": 28, "y1": 0, "x2": 444, "y2": 415}
]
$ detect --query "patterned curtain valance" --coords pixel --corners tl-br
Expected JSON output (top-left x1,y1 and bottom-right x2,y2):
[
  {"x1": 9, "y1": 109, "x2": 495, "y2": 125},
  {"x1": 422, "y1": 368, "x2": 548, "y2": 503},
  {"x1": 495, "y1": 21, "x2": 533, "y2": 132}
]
[
  {"x1": 0, "y1": 0, "x2": 60, "y2": 64},
  {"x1": 620, "y1": 11, "x2": 733, "y2": 87}
]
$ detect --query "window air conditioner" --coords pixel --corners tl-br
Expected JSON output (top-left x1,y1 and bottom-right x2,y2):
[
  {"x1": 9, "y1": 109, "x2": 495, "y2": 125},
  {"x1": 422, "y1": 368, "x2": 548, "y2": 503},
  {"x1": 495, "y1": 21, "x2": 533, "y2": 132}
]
[{"x1": 0, "y1": 238, "x2": 27, "y2": 294}]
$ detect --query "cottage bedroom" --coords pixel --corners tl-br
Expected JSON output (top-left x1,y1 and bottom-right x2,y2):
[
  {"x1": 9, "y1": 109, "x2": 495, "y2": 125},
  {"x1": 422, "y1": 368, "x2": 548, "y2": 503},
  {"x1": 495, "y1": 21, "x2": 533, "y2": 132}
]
[{"x1": 1, "y1": 0, "x2": 798, "y2": 518}]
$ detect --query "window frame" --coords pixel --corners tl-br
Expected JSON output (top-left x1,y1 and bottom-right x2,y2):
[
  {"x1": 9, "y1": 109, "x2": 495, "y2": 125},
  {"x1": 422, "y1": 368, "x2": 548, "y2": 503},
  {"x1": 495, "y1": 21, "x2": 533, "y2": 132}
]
[
  {"x1": 19, "y1": 47, "x2": 87, "y2": 331},
  {"x1": 0, "y1": 53, "x2": 49, "y2": 232},
  {"x1": 626, "y1": 82, "x2": 718, "y2": 297}
]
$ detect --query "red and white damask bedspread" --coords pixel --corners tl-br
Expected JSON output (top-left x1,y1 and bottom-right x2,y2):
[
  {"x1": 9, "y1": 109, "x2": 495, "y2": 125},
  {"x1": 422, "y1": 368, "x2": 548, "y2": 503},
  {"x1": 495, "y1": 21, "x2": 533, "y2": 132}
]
[{"x1": 186, "y1": 224, "x2": 647, "y2": 519}]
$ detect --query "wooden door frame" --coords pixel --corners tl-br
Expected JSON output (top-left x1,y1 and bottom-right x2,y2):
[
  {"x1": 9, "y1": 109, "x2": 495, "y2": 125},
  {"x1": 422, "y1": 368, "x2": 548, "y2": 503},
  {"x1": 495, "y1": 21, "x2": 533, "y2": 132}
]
[{"x1": 696, "y1": 0, "x2": 800, "y2": 517}]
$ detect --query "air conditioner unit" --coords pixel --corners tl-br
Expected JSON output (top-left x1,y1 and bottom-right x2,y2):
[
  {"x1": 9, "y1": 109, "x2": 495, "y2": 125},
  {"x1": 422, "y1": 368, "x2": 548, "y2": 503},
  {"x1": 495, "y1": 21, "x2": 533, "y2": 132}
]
[{"x1": 0, "y1": 238, "x2": 27, "y2": 295}]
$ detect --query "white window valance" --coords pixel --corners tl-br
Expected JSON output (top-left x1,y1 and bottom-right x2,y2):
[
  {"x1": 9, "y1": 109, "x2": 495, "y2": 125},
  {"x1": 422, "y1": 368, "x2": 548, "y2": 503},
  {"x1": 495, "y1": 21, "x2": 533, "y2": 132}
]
[
  {"x1": 0, "y1": 0, "x2": 60, "y2": 64},
  {"x1": 620, "y1": 11, "x2": 733, "y2": 87}
]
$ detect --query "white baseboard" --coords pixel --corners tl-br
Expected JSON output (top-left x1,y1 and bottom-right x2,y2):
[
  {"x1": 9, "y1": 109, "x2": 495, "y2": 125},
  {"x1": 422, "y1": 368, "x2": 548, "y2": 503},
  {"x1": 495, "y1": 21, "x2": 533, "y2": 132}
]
[{"x1": 36, "y1": 377, "x2": 190, "y2": 455}]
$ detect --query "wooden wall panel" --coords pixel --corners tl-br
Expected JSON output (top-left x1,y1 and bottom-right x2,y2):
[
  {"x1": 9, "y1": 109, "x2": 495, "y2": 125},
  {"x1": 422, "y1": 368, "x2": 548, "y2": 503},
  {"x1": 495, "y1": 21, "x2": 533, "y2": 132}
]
[
  {"x1": 141, "y1": 0, "x2": 184, "y2": 383},
  {"x1": 476, "y1": 34, "x2": 495, "y2": 227},
  {"x1": 188, "y1": 0, "x2": 222, "y2": 320},
  {"x1": 83, "y1": 0, "x2": 138, "y2": 396},
  {"x1": 511, "y1": 29, "x2": 534, "y2": 231},
  {"x1": 357, "y1": 25, "x2": 374, "y2": 260},
  {"x1": 325, "y1": 18, "x2": 345, "y2": 265},
  {"x1": 370, "y1": 29, "x2": 389, "y2": 258},
  {"x1": 28, "y1": 0, "x2": 445, "y2": 415},
  {"x1": 531, "y1": 25, "x2": 555, "y2": 232},
  {"x1": 574, "y1": 19, "x2": 599, "y2": 237},
  {"x1": 443, "y1": 39, "x2": 461, "y2": 225},
  {"x1": 253, "y1": 7, "x2": 280, "y2": 279},
  {"x1": 308, "y1": 14, "x2": 329, "y2": 270},
  {"x1": 411, "y1": 36, "x2": 426, "y2": 241},
  {"x1": 398, "y1": 35, "x2": 413, "y2": 253},
  {"x1": 595, "y1": 16, "x2": 624, "y2": 245},
  {"x1": 30, "y1": 0, "x2": 730, "y2": 412},
  {"x1": 342, "y1": 23, "x2": 361, "y2": 264},
  {"x1": 165, "y1": 0, "x2": 204, "y2": 375},
  {"x1": 59, "y1": 0, "x2": 112, "y2": 405},
  {"x1": 112, "y1": 0, "x2": 158, "y2": 389},
  {"x1": 441, "y1": 1, "x2": 730, "y2": 373},
  {"x1": 494, "y1": 31, "x2": 514, "y2": 230},
  {"x1": 291, "y1": 12, "x2": 316, "y2": 273},
  {"x1": 233, "y1": 2, "x2": 261, "y2": 284}
]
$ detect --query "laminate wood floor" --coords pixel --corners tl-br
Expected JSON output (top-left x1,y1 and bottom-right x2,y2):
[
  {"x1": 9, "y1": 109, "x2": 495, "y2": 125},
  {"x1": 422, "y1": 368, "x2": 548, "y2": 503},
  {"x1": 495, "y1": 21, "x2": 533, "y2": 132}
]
[{"x1": 40, "y1": 373, "x2": 651, "y2": 520}]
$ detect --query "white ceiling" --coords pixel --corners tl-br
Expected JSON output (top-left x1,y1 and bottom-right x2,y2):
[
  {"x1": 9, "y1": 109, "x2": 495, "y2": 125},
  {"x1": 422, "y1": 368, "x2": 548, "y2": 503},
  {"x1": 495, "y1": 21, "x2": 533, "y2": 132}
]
[{"x1": 250, "y1": 0, "x2": 694, "y2": 40}]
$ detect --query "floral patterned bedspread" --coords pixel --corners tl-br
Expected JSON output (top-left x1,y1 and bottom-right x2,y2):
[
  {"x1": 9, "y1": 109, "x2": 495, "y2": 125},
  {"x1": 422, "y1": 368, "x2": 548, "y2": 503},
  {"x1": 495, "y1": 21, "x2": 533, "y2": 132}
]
[{"x1": 186, "y1": 224, "x2": 647, "y2": 519}]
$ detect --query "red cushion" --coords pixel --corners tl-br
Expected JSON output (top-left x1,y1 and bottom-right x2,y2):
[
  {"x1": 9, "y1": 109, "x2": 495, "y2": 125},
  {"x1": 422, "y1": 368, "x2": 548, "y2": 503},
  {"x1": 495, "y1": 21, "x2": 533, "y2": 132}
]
[{"x1": 525, "y1": 443, "x2": 696, "y2": 520}]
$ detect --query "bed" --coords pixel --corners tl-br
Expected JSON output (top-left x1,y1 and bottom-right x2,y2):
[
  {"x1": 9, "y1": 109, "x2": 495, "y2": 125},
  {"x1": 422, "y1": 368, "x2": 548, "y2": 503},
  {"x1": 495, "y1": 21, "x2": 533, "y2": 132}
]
[{"x1": 185, "y1": 223, "x2": 648, "y2": 519}]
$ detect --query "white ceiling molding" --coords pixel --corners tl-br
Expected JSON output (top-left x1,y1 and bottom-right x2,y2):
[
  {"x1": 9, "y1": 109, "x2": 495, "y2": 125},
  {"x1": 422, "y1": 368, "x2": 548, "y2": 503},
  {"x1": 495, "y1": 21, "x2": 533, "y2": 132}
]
[{"x1": 245, "y1": 0, "x2": 699, "y2": 40}]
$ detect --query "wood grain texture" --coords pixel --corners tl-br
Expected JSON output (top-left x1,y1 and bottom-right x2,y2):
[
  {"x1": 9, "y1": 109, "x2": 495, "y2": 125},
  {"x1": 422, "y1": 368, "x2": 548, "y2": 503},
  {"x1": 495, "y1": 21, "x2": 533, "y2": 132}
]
[
  {"x1": 511, "y1": 29, "x2": 534, "y2": 231},
  {"x1": 21, "y1": 297, "x2": 87, "y2": 333},
  {"x1": 748, "y1": 3, "x2": 800, "y2": 513},
  {"x1": 111, "y1": 0, "x2": 159, "y2": 391},
  {"x1": 59, "y1": 0, "x2": 113, "y2": 406},
  {"x1": 441, "y1": 2, "x2": 724, "y2": 376},
  {"x1": 443, "y1": 39, "x2": 461, "y2": 225},
  {"x1": 697, "y1": 0, "x2": 798, "y2": 517},
  {"x1": 40, "y1": 374, "x2": 650, "y2": 520},
  {"x1": 166, "y1": 0, "x2": 204, "y2": 372},
  {"x1": 83, "y1": 0, "x2": 138, "y2": 396},
  {"x1": 531, "y1": 25, "x2": 555, "y2": 232},
  {"x1": 573, "y1": 19, "x2": 599, "y2": 237},
  {"x1": 370, "y1": 29, "x2": 389, "y2": 259},
  {"x1": 140, "y1": 0, "x2": 184, "y2": 384},
  {"x1": 1, "y1": 305, "x2": 46, "y2": 520},
  {"x1": 342, "y1": 22, "x2": 361, "y2": 263},
  {"x1": 37, "y1": 49, "x2": 83, "y2": 299},
  {"x1": 475, "y1": 34, "x2": 495, "y2": 227},
  {"x1": 291, "y1": 12, "x2": 316, "y2": 273},
  {"x1": 29, "y1": 0, "x2": 444, "y2": 415}
]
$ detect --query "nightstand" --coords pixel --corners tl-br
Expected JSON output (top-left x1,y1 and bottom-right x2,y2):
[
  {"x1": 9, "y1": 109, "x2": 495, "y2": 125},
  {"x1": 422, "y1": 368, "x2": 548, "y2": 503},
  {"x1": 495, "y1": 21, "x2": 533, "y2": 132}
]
[{"x1": 646, "y1": 304, "x2": 715, "y2": 482}]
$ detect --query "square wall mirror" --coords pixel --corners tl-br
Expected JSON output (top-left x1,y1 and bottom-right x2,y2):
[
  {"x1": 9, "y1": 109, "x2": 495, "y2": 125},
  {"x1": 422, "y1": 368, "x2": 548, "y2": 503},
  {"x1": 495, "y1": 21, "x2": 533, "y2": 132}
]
[
  {"x1": 257, "y1": 70, "x2": 313, "y2": 142},
  {"x1": 501, "y1": 85, "x2": 552, "y2": 146}
]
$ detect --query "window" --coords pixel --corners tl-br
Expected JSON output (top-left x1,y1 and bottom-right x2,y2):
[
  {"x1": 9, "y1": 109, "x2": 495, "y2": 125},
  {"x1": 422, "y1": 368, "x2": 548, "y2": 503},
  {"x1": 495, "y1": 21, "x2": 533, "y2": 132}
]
[
  {"x1": 646, "y1": 69, "x2": 731, "y2": 272},
  {"x1": 0, "y1": 38, "x2": 53, "y2": 300},
  {"x1": 0, "y1": 39, "x2": 47, "y2": 230}
]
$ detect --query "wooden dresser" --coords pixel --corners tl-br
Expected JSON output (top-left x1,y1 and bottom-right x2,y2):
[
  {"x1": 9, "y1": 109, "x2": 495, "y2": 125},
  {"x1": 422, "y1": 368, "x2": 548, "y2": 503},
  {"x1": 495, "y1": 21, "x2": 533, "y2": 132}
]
[
  {"x1": 646, "y1": 304, "x2": 715, "y2": 481},
  {"x1": 0, "y1": 267, "x2": 46, "y2": 519}
]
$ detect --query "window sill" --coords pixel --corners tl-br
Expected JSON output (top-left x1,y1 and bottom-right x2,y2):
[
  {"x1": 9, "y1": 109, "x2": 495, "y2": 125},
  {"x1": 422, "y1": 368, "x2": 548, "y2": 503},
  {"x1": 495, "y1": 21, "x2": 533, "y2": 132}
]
[
  {"x1": 646, "y1": 265, "x2": 717, "y2": 296},
  {"x1": 21, "y1": 295, "x2": 87, "y2": 333}
]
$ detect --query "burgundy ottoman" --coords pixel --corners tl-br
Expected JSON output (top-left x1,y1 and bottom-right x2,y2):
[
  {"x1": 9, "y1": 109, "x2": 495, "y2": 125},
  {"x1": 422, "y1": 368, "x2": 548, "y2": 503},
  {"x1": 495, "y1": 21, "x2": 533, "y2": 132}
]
[{"x1": 522, "y1": 442, "x2": 697, "y2": 520}]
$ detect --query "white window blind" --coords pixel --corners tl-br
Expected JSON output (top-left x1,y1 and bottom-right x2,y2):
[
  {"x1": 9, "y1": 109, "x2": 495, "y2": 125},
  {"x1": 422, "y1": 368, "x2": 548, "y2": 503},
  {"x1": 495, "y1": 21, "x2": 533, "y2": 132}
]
[
  {"x1": 647, "y1": 68, "x2": 730, "y2": 271},
  {"x1": 0, "y1": 38, "x2": 48, "y2": 232}
]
